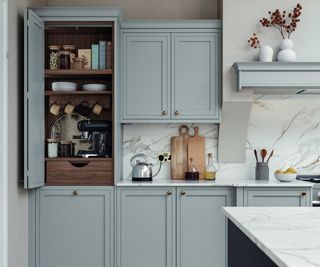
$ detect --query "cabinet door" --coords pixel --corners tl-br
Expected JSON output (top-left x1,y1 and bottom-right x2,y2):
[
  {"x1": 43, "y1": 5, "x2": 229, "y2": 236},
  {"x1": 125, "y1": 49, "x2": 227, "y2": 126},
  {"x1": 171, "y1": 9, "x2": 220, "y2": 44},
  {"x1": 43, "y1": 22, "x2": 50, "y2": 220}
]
[
  {"x1": 172, "y1": 32, "x2": 221, "y2": 120},
  {"x1": 243, "y1": 188, "x2": 311, "y2": 207},
  {"x1": 36, "y1": 187, "x2": 114, "y2": 267},
  {"x1": 177, "y1": 187, "x2": 234, "y2": 267},
  {"x1": 116, "y1": 187, "x2": 175, "y2": 267},
  {"x1": 122, "y1": 33, "x2": 170, "y2": 120},
  {"x1": 24, "y1": 9, "x2": 45, "y2": 188}
]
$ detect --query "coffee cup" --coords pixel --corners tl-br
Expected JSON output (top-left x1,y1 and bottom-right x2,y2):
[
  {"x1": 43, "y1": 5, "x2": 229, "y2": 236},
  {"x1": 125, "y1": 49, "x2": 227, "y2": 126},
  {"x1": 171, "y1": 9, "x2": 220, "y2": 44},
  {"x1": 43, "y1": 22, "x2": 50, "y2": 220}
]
[
  {"x1": 50, "y1": 102, "x2": 61, "y2": 116},
  {"x1": 74, "y1": 101, "x2": 90, "y2": 116},
  {"x1": 92, "y1": 102, "x2": 103, "y2": 116},
  {"x1": 64, "y1": 101, "x2": 75, "y2": 114}
]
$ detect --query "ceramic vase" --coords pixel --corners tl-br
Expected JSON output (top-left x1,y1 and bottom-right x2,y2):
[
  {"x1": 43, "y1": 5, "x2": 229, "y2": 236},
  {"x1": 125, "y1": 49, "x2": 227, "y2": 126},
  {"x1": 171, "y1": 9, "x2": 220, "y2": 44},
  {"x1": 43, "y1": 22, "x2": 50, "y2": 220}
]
[
  {"x1": 277, "y1": 39, "x2": 296, "y2": 62},
  {"x1": 259, "y1": 45, "x2": 273, "y2": 62}
]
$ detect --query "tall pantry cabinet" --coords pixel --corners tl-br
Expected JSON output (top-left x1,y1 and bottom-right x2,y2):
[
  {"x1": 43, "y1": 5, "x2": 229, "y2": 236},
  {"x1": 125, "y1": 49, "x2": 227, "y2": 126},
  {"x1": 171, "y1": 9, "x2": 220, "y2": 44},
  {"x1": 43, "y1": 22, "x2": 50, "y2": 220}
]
[{"x1": 25, "y1": 7, "x2": 122, "y2": 267}]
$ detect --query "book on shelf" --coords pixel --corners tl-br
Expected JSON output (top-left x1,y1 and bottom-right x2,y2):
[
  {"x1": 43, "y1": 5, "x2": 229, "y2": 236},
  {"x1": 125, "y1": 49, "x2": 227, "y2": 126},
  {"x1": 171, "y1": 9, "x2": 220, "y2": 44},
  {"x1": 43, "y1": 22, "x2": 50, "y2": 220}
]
[
  {"x1": 91, "y1": 44, "x2": 99, "y2": 70},
  {"x1": 99, "y1": 41, "x2": 106, "y2": 70},
  {"x1": 78, "y1": 49, "x2": 91, "y2": 69},
  {"x1": 106, "y1": 41, "x2": 112, "y2": 70}
]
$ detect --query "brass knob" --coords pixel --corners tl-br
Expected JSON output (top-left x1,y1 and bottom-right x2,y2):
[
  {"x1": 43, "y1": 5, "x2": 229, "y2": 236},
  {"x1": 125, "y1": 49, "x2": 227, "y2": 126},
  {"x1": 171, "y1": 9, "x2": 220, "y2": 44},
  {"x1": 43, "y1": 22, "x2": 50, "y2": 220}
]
[
  {"x1": 301, "y1": 191, "x2": 306, "y2": 196},
  {"x1": 181, "y1": 191, "x2": 186, "y2": 196},
  {"x1": 73, "y1": 190, "x2": 79, "y2": 196},
  {"x1": 167, "y1": 191, "x2": 172, "y2": 196},
  {"x1": 162, "y1": 111, "x2": 167, "y2": 116},
  {"x1": 175, "y1": 110, "x2": 180, "y2": 116}
]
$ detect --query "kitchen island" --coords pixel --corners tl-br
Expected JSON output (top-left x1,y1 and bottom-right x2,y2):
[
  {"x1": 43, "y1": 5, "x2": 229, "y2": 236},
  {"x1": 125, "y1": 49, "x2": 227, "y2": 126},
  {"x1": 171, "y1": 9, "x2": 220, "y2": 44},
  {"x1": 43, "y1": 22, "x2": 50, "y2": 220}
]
[{"x1": 223, "y1": 207, "x2": 320, "y2": 267}]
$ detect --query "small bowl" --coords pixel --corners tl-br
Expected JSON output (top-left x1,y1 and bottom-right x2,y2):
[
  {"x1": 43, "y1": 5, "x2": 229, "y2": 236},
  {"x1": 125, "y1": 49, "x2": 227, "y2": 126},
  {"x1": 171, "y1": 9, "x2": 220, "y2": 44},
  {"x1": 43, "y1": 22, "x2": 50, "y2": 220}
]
[
  {"x1": 274, "y1": 173, "x2": 297, "y2": 182},
  {"x1": 82, "y1": 84, "x2": 107, "y2": 91},
  {"x1": 52, "y1": 82, "x2": 77, "y2": 91}
]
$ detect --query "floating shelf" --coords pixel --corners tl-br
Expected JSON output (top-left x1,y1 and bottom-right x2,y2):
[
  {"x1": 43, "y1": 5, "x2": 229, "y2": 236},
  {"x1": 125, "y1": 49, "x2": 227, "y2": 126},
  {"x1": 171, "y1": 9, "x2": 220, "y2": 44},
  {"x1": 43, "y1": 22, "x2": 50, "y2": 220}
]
[
  {"x1": 45, "y1": 69, "x2": 113, "y2": 77},
  {"x1": 45, "y1": 91, "x2": 112, "y2": 96},
  {"x1": 233, "y1": 62, "x2": 320, "y2": 93}
]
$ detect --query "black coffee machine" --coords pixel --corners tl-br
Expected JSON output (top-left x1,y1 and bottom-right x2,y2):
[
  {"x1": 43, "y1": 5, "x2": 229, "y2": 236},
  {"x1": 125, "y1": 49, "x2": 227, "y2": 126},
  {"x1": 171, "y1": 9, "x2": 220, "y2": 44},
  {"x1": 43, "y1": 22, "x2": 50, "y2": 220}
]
[{"x1": 76, "y1": 120, "x2": 112, "y2": 158}]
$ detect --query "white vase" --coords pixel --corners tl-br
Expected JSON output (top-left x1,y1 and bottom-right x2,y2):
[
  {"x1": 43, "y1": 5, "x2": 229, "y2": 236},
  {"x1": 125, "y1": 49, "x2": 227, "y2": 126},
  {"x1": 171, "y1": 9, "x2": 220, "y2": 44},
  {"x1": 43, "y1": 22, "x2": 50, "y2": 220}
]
[
  {"x1": 259, "y1": 45, "x2": 273, "y2": 62},
  {"x1": 277, "y1": 39, "x2": 296, "y2": 62}
]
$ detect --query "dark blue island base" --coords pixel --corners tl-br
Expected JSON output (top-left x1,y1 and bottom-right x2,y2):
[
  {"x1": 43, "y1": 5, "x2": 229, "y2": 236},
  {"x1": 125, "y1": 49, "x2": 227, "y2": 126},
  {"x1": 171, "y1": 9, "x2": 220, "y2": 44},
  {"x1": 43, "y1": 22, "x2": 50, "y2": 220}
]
[{"x1": 228, "y1": 220, "x2": 278, "y2": 267}]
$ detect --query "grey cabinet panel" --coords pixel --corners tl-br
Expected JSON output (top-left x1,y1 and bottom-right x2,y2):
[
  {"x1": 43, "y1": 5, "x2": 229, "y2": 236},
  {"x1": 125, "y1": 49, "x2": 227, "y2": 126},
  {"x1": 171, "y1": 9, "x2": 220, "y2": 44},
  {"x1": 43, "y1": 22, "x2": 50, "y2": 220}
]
[
  {"x1": 177, "y1": 187, "x2": 233, "y2": 267},
  {"x1": 122, "y1": 33, "x2": 170, "y2": 120},
  {"x1": 243, "y1": 188, "x2": 311, "y2": 207},
  {"x1": 171, "y1": 33, "x2": 220, "y2": 120},
  {"x1": 116, "y1": 187, "x2": 175, "y2": 267},
  {"x1": 24, "y1": 9, "x2": 44, "y2": 188},
  {"x1": 36, "y1": 187, "x2": 114, "y2": 267}
]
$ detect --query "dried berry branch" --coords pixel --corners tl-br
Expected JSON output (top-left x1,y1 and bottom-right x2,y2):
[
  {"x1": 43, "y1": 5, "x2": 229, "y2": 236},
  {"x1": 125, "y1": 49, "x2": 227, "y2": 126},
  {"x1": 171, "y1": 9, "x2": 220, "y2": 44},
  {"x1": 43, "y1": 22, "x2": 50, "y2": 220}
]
[{"x1": 248, "y1": 33, "x2": 261, "y2": 49}]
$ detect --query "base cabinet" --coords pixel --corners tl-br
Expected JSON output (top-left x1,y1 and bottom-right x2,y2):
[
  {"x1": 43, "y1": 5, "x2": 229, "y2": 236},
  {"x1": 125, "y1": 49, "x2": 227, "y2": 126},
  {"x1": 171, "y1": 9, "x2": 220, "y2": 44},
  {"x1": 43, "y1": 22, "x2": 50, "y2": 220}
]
[
  {"x1": 35, "y1": 187, "x2": 114, "y2": 267},
  {"x1": 116, "y1": 187, "x2": 234, "y2": 267}
]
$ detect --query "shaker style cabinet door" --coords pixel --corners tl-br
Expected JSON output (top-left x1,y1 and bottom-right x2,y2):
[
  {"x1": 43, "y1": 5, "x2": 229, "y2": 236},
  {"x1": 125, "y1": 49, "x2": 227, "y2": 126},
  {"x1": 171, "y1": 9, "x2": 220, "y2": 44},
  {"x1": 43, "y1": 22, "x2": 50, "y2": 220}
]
[
  {"x1": 122, "y1": 33, "x2": 170, "y2": 120},
  {"x1": 177, "y1": 187, "x2": 233, "y2": 267},
  {"x1": 24, "y1": 9, "x2": 45, "y2": 188},
  {"x1": 36, "y1": 187, "x2": 114, "y2": 267},
  {"x1": 116, "y1": 187, "x2": 175, "y2": 267},
  {"x1": 171, "y1": 33, "x2": 220, "y2": 120},
  {"x1": 243, "y1": 188, "x2": 311, "y2": 207}
]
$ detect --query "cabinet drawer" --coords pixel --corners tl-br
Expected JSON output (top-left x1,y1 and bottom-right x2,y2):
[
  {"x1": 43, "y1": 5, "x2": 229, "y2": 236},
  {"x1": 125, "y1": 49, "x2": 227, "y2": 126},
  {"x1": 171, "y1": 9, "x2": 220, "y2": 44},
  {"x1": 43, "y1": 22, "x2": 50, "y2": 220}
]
[{"x1": 46, "y1": 159, "x2": 113, "y2": 185}]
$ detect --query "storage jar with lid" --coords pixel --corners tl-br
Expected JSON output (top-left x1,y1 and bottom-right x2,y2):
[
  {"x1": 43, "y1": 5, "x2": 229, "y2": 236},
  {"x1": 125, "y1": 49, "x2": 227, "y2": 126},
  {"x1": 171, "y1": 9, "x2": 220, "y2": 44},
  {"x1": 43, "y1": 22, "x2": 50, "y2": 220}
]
[
  {"x1": 48, "y1": 45, "x2": 61, "y2": 70},
  {"x1": 59, "y1": 50, "x2": 71, "y2": 69},
  {"x1": 73, "y1": 57, "x2": 85, "y2": 70},
  {"x1": 63, "y1": 45, "x2": 76, "y2": 67},
  {"x1": 59, "y1": 140, "x2": 75, "y2": 157},
  {"x1": 47, "y1": 138, "x2": 58, "y2": 158}
]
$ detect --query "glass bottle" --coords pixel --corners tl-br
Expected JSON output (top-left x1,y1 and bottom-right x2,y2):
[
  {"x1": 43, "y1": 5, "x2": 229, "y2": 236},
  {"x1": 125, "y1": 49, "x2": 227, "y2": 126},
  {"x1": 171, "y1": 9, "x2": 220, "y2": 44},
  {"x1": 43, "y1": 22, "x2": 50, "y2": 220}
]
[
  {"x1": 185, "y1": 158, "x2": 199, "y2": 180},
  {"x1": 204, "y1": 153, "x2": 217, "y2": 180}
]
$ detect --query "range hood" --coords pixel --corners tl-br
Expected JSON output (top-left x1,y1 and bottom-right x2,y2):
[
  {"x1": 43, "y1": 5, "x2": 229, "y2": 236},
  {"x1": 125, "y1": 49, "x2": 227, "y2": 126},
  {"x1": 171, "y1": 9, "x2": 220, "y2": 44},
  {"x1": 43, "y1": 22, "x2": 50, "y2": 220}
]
[{"x1": 233, "y1": 62, "x2": 320, "y2": 94}]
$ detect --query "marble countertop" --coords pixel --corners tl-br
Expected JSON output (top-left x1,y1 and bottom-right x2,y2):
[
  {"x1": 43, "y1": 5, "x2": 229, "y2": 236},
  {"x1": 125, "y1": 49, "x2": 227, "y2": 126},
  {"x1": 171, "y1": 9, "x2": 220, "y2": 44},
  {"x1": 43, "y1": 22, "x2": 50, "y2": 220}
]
[
  {"x1": 223, "y1": 207, "x2": 320, "y2": 267},
  {"x1": 116, "y1": 178, "x2": 312, "y2": 187}
]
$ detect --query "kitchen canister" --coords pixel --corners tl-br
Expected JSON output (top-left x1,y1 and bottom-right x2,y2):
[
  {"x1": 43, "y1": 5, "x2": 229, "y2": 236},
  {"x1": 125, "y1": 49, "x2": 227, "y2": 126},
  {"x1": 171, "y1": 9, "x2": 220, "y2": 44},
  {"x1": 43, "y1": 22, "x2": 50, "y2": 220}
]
[
  {"x1": 255, "y1": 162, "x2": 269, "y2": 180},
  {"x1": 47, "y1": 138, "x2": 58, "y2": 158}
]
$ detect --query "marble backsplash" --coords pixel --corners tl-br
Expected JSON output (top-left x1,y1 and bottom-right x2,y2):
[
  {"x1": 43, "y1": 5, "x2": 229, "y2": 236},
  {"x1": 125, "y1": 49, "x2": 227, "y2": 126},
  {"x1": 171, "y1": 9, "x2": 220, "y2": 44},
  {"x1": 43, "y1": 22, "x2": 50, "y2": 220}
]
[{"x1": 123, "y1": 95, "x2": 320, "y2": 180}]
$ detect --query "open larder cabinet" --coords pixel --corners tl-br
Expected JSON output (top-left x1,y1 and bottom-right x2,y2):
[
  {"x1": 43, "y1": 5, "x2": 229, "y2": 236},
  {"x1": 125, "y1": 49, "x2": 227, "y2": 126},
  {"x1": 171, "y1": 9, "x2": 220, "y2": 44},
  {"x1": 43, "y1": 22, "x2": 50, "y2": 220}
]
[{"x1": 24, "y1": 7, "x2": 122, "y2": 188}]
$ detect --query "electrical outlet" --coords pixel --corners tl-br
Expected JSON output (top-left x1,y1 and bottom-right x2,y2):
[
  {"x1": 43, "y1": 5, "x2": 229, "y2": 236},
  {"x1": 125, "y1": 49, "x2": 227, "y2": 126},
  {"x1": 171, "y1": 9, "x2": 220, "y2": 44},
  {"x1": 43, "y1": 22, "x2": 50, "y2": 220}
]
[{"x1": 158, "y1": 152, "x2": 171, "y2": 163}]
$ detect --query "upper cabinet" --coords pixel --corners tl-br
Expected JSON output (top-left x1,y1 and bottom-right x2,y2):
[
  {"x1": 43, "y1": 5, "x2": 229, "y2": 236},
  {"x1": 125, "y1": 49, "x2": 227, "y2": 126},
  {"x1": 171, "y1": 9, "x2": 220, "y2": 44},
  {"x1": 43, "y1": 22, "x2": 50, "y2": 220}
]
[{"x1": 121, "y1": 21, "x2": 221, "y2": 123}]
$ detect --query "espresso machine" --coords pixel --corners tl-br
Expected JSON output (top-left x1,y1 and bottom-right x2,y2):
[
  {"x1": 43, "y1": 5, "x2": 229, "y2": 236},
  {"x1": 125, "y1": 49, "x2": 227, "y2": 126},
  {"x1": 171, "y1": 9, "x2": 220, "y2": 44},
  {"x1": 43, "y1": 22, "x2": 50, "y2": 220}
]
[{"x1": 76, "y1": 120, "x2": 112, "y2": 158}]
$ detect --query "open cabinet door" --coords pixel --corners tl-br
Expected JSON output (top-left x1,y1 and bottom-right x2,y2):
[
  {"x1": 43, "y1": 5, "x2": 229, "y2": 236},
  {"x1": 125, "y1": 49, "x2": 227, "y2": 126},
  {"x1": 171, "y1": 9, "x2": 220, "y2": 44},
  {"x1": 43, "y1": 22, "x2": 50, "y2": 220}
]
[{"x1": 24, "y1": 9, "x2": 44, "y2": 189}]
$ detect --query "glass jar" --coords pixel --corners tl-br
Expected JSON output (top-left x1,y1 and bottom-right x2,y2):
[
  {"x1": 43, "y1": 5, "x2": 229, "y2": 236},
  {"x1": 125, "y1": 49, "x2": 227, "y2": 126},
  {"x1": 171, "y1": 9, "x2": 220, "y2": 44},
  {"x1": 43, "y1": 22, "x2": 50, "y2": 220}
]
[
  {"x1": 73, "y1": 57, "x2": 85, "y2": 70},
  {"x1": 185, "y1": 158, "x2": 199, "y2": 180},
  {"x1": 204, "y1": 153, "x2": 218, "y2": 180},
  {"x1": 59, "y1": 50, "x2": 71, "y2": 69},
  {"x1": 59, "y1": 141, "x2": 75, "y2": 157},
  {"x1": 47, "y1": 138, "x2": 58, "y2": 158},
  {"x1": 63, "y1": 45, "x2": 76, "y2": 67},
  {"x1": 48, "y1": 45, "x2": 60, "y2": 69}
]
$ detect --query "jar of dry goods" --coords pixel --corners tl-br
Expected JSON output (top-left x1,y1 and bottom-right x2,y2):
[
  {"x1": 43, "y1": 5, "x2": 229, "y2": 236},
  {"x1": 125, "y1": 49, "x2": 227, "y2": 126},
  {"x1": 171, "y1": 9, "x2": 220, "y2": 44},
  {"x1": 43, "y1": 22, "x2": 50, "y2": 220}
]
[
  {"x1": 59, "y1": 50, "x2": 71, "y2": 69},
  {"x1": 48, "y1": 45, "x2": 60, "y2": 69},
  {"x1": 73, "y1": 57, "x2": 85, "y2": 70},
  {"x1": 63, "y1": 45, "x2": 76, "y2": 67},
  {"x1": 47, "y1": 138, "x2": 58, "y2": 158},
  {"x1": 59, "y1": 140, "x2": 75, "y2": 157}
]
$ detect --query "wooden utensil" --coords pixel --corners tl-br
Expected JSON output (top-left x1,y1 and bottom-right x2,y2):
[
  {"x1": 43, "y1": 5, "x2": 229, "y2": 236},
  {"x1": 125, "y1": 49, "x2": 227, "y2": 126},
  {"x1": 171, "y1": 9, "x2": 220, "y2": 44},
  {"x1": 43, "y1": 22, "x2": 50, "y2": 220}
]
[
  {"x1": 188, "y1": 127, "x2": 206, "y2": 179},
  {"x1": 171, "y1": 125, "x2": 190, "y2": 179},
  {"x1": 267, "y1": 150, "x2": 274, "y2": 163},
  {"x1": 260, "y1": 149, "x2": 267, "y2": 162},
  {"x1": 254, "y1": 149, "x2": 259, "y2": 163}
]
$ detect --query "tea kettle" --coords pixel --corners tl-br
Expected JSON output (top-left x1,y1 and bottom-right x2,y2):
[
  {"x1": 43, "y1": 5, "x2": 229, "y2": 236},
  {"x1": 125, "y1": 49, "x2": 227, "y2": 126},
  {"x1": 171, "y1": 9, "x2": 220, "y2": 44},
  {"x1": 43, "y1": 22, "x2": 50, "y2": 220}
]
[{"x1": 130, "y1": 154, "x2": 153, "y2": 181}]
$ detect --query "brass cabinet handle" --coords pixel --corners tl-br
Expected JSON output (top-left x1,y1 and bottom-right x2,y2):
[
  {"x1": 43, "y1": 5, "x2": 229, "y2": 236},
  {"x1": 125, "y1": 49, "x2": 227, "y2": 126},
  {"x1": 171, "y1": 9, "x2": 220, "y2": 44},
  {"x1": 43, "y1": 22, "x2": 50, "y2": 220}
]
[
  {"x1": 301, "y1": 191, "x2": 306, "y2": 196},
  {"x1": 162, "y1": 111, "x2": 167, "y2": 116},
  {"x1": 73, "y1": 190, "x2": 79, "y2": 196},
  {"x1": 181, "y1": 191, "x2": 186, "y2": 196},
  {"x1": 175, "y1": 110, "x2": 180, "y2": 116},
  {"x1": 167, "y1": 191, "x2": 172, "y2": 196}
]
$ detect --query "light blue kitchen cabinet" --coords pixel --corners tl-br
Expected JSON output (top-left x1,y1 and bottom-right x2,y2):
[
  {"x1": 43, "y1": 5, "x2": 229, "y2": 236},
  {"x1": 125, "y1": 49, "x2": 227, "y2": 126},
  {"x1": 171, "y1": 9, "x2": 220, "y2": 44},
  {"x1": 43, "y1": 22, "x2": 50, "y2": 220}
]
[
  {"x1": 121, "y1": 21, "x2": 221, "y2": 123},
  {"x1": 241, "y1": 187, "x2": 312, "y2": 207},
  {"x1": 171, "y1": 33, "x2": 220, "y2": 120},
  {"x1": 35, "y1": 187, "x2": 114, "y2": 267},
  {"x1": 177, "y1": 187, "x2": 234, "y2": 267},
  {"x1": 116, "y1": 187, "x2": 176, "y2": 267},
  {"x1": 122, "y1": 33, "x2": 171, "y2": 120}
]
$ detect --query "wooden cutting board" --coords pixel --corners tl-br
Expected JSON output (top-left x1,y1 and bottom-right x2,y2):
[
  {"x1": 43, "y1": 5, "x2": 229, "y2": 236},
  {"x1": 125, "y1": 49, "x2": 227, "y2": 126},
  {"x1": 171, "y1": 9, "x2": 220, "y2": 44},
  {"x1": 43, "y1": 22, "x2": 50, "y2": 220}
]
[
  {"x1": 188, "y1": 127, "x2": 206, "y2": 179},
  {"x1": 171, "y1": 125, "x2": 190, "y2": 180}
]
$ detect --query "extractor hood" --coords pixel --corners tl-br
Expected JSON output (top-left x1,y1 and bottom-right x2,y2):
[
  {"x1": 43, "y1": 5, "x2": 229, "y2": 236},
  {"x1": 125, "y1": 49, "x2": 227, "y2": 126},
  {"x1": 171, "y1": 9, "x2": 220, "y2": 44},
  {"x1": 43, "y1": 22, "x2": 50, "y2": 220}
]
[{"x1": 233, "y1": 62, "x2": 320, "y2": 94}]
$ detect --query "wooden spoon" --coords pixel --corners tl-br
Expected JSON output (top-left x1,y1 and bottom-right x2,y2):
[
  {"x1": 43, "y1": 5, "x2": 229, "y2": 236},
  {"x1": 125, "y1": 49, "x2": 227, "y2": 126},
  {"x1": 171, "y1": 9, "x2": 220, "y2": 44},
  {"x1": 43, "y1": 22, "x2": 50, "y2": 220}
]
[{"x1": 260, "y1": 149, "x2": 267, "y2": 162}]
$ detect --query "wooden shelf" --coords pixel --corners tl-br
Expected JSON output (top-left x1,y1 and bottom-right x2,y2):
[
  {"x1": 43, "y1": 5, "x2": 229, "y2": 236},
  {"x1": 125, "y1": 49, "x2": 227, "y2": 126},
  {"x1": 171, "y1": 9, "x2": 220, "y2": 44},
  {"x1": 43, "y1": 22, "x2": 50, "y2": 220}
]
[
  {"x1": 45, "y1": 69, "x2": 112, "y2": 77},
  {"x1": 45, "y1": 157, "x2": 112, "y2": 162},
  {"x1": 45, "y1": 90, "x2": 112, "y2": 96}
]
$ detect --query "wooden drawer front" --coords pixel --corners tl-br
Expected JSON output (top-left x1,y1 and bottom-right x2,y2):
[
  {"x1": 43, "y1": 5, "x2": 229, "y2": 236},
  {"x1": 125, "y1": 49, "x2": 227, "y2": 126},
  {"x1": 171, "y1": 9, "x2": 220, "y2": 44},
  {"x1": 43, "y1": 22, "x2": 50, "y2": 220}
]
[{"x1": 46, "y1": 160, "x2": 113, "y2": 185}]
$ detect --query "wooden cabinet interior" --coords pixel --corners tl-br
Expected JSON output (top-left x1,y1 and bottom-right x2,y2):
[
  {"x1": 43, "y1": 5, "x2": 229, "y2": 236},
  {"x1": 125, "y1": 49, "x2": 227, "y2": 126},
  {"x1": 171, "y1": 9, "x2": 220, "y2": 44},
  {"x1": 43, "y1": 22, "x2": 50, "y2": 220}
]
[{"x1": 44, "y1": 21, "x2": 114, "y2": 185}]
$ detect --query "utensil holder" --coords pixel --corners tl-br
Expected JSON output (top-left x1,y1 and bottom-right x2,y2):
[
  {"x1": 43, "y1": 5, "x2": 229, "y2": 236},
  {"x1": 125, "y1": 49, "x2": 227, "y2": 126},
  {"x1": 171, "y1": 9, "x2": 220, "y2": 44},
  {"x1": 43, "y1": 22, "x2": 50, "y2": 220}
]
[{"x1": 255, "y1": 162, "x2": 269, "y2": 180}]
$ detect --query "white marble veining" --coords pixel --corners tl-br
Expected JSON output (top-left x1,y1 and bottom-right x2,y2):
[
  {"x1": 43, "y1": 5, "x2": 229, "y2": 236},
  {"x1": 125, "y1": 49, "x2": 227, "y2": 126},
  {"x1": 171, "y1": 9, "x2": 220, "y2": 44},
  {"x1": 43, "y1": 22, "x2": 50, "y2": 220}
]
[
  {"x1": 223, "y1": 207, "x2": 320, "y2": 267},
  {"x1": 123, "y1": 95, "x2": 320, "y2": 181},
  {"x1": 116, "y1": 178, "x2": 312, "y2": 187}
]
